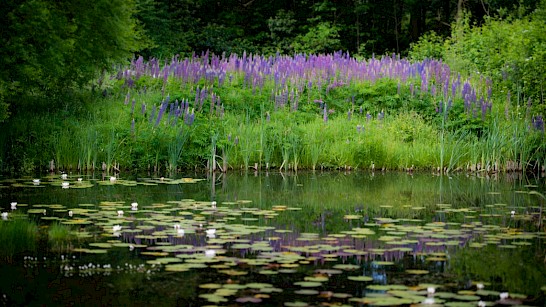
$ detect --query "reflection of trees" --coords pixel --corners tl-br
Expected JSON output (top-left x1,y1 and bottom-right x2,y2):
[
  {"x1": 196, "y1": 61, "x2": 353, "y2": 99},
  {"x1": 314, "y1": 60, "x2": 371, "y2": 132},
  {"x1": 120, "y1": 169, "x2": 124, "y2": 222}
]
[{"x1": 449, "y1": 244, "x2": 546, "y2": 300}]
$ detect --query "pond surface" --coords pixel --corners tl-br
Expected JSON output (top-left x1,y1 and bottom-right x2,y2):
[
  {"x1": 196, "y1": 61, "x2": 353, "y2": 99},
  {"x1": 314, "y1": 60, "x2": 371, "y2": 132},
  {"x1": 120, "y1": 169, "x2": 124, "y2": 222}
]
[{"x1": 0, "y1": 171, "x2": 545, "y2": 306}]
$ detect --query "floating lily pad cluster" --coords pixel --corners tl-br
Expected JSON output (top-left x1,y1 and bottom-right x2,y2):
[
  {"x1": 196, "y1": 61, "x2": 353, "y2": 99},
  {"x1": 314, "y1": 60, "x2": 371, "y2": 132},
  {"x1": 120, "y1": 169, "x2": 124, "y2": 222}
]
[{"x1": 1, "y1": 175, "x2": 545, "y2": 306}]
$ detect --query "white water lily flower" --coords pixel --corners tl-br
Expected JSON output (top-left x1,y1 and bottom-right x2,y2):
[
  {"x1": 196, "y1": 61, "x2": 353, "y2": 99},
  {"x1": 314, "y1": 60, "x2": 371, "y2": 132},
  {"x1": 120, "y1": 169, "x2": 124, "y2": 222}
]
[
  {"x1": 1, "y1": 212, "x2": 8, "y2": 220},
  {"x1": 112, "y1": 225, "x2": 122, "y2": 232},
  {"x1": 61, "y1": 173, "x2": 68, "y2": 180},
  {"x1": 11, "y1": 202, "x2": 17, "y2": 210},
  {"x1": 32, "y1": 179, "x2": 40, "y2": 184},
  {"x1": 499, "y1": 292, "x2": 509, "y2": 300},
  {"x1": 477, "y1": 283, "x2": 484, "y2": 290},
  {"x1": 117, "y1": 210, "x2": 124, "y2": 217},
  {"x1": 478, "y1": 301, "x2": 486, "y2": 307},
  {"x1": 205, "y1": 249, "x2": 216, "y2": 258},
  {"x1": 68, "y1": 210, "x2": 73, "y2": 217},
  {"x1": 205, "y1": 228, "x2": 216, "y2": 236},
  {"x1": 427, "y1": 287, "x2": 435, "y2": 295},
  {"x1": 422, "y1": 298, "x2": 435, "y2": 304},
  {"x1": 130, "y1": 202, "x2": 138, "y2": 209},
  {"x1": 109, "y1": 176, "x2": 117, "y2": 182},
  {"x1": 177, "y1": 228, "x2": 185, "y2": 236},
  {"x1": 77, "y1": 178, "x2": 83, "y2": 182},
  {"x1": 173, "y1": 223, "x2": 181, "y2": 229},
  {"x1": 61, "y1": 182, "x2": 69, "y2": 188},
  {"x1": 211, "y1": 201, "x2": 217, "y2": 208}
]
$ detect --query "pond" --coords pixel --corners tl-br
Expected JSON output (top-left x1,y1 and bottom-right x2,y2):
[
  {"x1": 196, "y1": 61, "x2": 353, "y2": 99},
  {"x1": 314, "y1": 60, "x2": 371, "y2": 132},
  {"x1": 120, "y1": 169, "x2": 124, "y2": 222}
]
[{"x1": 0, "y1": 171, "x2": 545, "y2": 306}]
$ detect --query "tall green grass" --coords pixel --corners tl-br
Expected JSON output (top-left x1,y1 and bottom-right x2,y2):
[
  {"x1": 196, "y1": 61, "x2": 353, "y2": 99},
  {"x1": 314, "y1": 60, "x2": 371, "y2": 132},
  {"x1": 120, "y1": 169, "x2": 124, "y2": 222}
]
[
  {"x1": 48, "y1": 222, "x2": 75, "y2": 253},
  {"x1": 0, "y1": 217, "x2": 38, "y2": 262}
]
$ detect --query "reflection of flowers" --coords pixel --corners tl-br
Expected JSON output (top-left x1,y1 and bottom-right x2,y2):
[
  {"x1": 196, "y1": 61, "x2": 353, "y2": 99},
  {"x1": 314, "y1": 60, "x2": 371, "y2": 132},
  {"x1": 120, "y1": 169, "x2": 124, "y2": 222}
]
[
  {"x1": 113, "y1": 225, "x2": 122, "y2": 237},
  {"x1": 206, "y1": 228, "x2": 216, "y2": 239}
]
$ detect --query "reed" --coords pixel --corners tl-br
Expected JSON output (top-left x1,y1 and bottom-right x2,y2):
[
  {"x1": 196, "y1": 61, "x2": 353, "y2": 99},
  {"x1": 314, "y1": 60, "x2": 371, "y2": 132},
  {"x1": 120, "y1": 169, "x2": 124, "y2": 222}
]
[
  {"x1": 167, "y1": 127, "x2": 190, "y2": 173},
  {"x1": 0, "y1": 217, "x2": 38, "y2": 262},
  {"x1": 48, "y1": 222, "x2": 75, "y2": 253}
]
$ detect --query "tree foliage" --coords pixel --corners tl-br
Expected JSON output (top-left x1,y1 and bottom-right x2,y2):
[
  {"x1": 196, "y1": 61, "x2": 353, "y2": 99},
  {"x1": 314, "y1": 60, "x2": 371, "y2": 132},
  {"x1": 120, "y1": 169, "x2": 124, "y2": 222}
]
[
  {"x1": 0, "y1": 0, "x2": 146, "y2": 120},
  {"x1": 409, "y1": 1, "x2": 546, "y2": 112}
]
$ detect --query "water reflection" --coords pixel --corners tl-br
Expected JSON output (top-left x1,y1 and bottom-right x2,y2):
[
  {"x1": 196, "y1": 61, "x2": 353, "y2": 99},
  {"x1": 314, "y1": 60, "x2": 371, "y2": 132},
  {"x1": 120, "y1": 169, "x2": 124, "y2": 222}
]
[{"x1": 0, "y1": 171, "x2": 544, "y2": 305}]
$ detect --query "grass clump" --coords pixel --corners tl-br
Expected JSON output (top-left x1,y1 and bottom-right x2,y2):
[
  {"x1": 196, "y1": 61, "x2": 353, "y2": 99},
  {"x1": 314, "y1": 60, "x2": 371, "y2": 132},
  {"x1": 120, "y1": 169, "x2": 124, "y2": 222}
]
[
  {"x1": 47, "y1": 222, "x2": 76, "y2": 253},
  {"x1": 0, "y1": 216, "x2": 38, "y2": 262}
]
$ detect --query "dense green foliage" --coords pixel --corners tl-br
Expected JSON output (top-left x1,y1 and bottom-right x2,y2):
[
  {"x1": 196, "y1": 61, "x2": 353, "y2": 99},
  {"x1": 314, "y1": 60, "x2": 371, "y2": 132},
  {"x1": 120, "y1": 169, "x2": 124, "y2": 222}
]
[
  {"x1": 134, "y1": 0, "x2": 540, "y2": 58},
  {"x1": 0, "y1": 0, "x2": 146, "y2": 121},
  {"x1": 409, "y1": 2, "x2": 546, "y2": 112}
]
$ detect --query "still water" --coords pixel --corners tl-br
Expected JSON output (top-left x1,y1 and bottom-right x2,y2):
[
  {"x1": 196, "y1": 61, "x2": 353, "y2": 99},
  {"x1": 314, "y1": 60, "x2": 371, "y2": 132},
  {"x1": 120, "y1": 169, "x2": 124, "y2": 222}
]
[{"x1": 0, "y1": 171, "x2": 544, "y2": 306}]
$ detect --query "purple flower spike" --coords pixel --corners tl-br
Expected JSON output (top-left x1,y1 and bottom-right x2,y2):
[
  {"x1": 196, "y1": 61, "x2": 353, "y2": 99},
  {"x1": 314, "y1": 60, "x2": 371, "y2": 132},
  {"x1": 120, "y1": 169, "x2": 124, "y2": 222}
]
[
  {"x1": 348, "y1": 110, "x2": 352, "y2": 121},
  {"x1": 532, "y1": 115, "x2": 544, "y2": 132}
]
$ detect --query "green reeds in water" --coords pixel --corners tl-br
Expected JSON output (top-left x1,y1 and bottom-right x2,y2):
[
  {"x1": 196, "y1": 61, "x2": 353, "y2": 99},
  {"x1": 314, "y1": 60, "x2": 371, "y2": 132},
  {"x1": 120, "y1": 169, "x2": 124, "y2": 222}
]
[
  {"x1": 237, "y1": 120, "x2": 255, "y2": 170},
  {"x1": 167, "y1": 128, "x2": 189, "y2": 173},
  {"x1": 79, "y1": 128, "x2": 98, "y2": 171},
  {"x1": 0, "y1": 216, "x2": 38, "y2": 262},
  {"x1": 53, "y1": 130, "x2": 79, "y2": 171},
  {"x1": 48, "y1": 222, "x2": 75, "y2": 253},
  {"x1": 306, "y1": 127, "x2": 321, "y2": 171}
]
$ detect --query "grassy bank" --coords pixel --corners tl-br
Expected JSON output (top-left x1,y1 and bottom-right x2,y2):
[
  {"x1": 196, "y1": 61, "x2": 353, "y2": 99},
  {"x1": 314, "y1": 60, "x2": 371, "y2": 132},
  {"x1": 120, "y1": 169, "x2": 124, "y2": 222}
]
[{"x1": 0, "y1": 53, "x2": 544, "y2": 175}]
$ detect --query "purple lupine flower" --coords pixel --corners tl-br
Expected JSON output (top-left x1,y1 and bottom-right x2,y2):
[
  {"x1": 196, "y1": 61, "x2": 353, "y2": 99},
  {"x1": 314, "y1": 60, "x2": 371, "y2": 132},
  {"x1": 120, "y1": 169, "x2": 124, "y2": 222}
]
[
  {"x1": 155, "y1": 101, "x2": 168, "y2": 127},
  {"x1": 124, "y1": 92, "x2": 130, "y2": 105},
  {"x1": 532, "y1": 115, "x2": 544, "y2": 132},
  {"x1": 131, "y1": 118, "x2": 135, "y2": 134},
  {"x1": 480, "y1": 97, "x2": 487, "y2": 120},
  {"x1": 359, "y1": 106, "x2": 363, "y2": 114},
  {"x1": 378, "y1": 110, "x2": 384, "y2": 121},
  {"x1": 366, "y1": 112, "x2": 372, "y2": 122},
  {"x1": 234, "y1": 136, "x2": 239, "y2": 145},
  {"x1": 141, "y1": 103, "x2": 146, "y2": 115},
  {"x1": 348, "y1": 110, "x2": 352, "y2": 121},
  {"x1": 266, "y1": 111, "x2": 270, "y2": 122},
  {"x1": 149, "y1": 105, "x2": 156, "y2": 123},
  {"x1": 228, "y1": 134, "x2": 232, "y2": 142},
  {"x1": 131, "y1": 98, "x2": 136, "y2": 114},
  {"x1": 356, "y1": 125, "x2": 362, "y2": 133}
]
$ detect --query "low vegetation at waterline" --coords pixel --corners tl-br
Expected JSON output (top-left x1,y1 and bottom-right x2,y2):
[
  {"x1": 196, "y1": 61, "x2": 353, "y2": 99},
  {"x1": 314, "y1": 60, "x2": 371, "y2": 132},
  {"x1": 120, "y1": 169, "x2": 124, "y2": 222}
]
[
  {"x1": 0, "y1": 215, "x2": 38, "y2": 262},
  {"x1": 1, "y1": 53, "x2": 544, "y2": 174}
]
